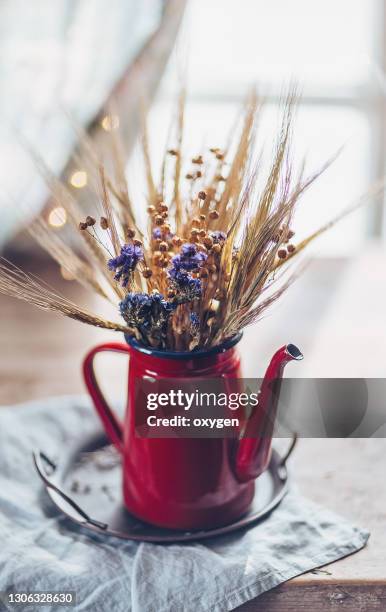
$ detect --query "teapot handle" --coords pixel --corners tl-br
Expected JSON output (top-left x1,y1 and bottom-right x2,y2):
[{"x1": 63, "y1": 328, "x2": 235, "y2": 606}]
[{"x1": 83, "y1": 342, "x2": 131, "y2": 454}]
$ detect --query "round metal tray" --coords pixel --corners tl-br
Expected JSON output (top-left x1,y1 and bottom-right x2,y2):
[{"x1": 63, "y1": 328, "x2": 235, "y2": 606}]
[{"x1": 33, "y1": 432, "x2": 295, "y2": 543}]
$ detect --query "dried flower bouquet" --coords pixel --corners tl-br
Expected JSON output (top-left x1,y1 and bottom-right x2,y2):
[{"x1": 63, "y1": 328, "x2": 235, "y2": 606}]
[{"x1": 0, "y1": 92, "x2": 373, "y2": 351}]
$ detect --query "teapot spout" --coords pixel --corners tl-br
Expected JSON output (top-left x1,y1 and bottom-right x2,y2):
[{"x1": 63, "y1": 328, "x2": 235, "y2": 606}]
[{"x1": 235, "y1": 344, "x2": 303, "y2": 483}]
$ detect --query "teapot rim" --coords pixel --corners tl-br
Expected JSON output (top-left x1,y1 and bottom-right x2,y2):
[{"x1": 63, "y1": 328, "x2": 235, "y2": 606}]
[{"x1": 124, "y1": 332, "x2": 243, "y2": 360}]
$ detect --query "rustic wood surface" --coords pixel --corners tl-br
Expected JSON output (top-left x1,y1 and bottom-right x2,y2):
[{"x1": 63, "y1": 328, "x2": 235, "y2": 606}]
[{"x1": 0, "y1": 250, "x2": 385, "y2": 610}]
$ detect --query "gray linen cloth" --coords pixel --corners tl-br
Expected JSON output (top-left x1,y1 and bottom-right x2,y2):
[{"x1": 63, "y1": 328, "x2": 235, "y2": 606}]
[{"x1": 0, "y1": 396, "x2": 369, "y2": 612}]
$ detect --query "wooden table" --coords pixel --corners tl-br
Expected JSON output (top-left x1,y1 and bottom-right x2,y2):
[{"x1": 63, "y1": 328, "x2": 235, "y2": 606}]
[{"x1": 1, "y1": 248, "x2": 385, "y2": 611}]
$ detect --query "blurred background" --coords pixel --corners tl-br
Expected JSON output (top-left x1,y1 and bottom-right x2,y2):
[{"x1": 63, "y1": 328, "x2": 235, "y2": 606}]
[{"x1": 1, "y1": 0, "x2": 386, "y2": 406}]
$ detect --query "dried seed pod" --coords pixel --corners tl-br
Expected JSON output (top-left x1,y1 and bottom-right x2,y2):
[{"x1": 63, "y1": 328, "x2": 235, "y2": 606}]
[
  {"x1": 147, "y1": 205, "x2": 156, "y2": 214},
  {"x1": 212, "y1": 243, "x2": 222, "y2": 254},
  {"x1": 158, "y1": 203, "x2": 168, "y2": 212},
  {"x1": 190, "y1": 228, "x2": 199, "y2": 237},
  {"x1": 192, "y1": 155, "x2": 203, "y2": 164},
  {"x1": 203, "y1": 236, "x2": 213, "y2": 249},
  {"x1": 287, "y1": 244, "x2": 296, "y2": 253},
  {"x1": 79, "y1": 221, "x2": 88, "y2": 230},
  {"x1": 126, "y1": 228, "x2": 136, "y2": 238},
  {"x1": 168, "y1": 149, "x2": 178, "y2": 156},
  {"x1": 133, "y1": 239, "x2": 142, "y2": 247},
  {"x1": 142, "y1": 268, "x2": 152, "y2": 278},
  {"x1": 192, "y1": 218, "x2": 201, "y2": 226},
  {"x1": 160, "y1": 258, "x2": 169, "y2": 268},
  {"x1": 288, "y1": 230, "x2": 295, "y2": 239},
  {"x1": 185, "y1": 173, "x2": 194, "y2": 180},
  {"x1": 161, "y1": 211, "x2": 168, "y2": 219},
  {"x1": 100, "y1": 216, "x2": 109, "y2": 230},
  {"x1": 199, "y1": 229, "x2": 206, "y2": 238},
  {"x1": 278, "y1": 249, "x2": 287, "y2": 259},
  {"x1": 86, "y1": 215, "x2": 96, "y2": 226},
  {"x1": 155, "y1": 215, "x2": 164, "y2": 226},
  {"x1": 172, "y1": 236, "x2": 182, "y2": 247},
  {"x1": 199, "y1": 214, "x2": 206, "y2": 221},
  {"x1": 196, "y1": 170, "x2": 202, "y2": 178},
  {"x1": 215, "y1": 174, "x2": 226, "y2": 182},
  {"x1": 209, "y1": 210, "x2": 219, "y2": 220},
  {"x1": 159, "y1": 241, "x2": 169, "y2": 252},
  {"x1": 215, "y1": 152, "x2": 224, "y2": 160},
  {"x1": 198, "y1": 190, "x2": 207, "y2": 201},
  {"x1": 161, "y1": 223, "x2": 171, "y2": 233}
]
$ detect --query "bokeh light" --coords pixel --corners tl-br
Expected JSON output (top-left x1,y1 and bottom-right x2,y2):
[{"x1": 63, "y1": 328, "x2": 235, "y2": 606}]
[
  {"x1": 69, "y1": 170, "x2": 88, "y2": 188},
  {"x1": 48, "y1": 206, "x2": 67, "y2": 228},
  {"x1": 101, "y1": 114, "x2": 120, "y2": 132}
]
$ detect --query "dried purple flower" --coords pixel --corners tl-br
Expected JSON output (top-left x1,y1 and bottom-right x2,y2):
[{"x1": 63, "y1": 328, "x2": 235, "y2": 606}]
[
  {"x1": 210, "y1": 231, "x2": 227, "y2": 244},
  {"x1": 168, "y1": 243, "x2": 207, "y2": 303},
  {"x1": 190, "y1": 312, "x2": 200, "y2": 335},
  {"x1": 120, "y1": 292, "x2": 175, "y2": 341},
  {"x1": 170, "y1": 243, "x2": 207, "y2": 273},
  {"x1": 108, "y1": 244, "x2": 143, "y2": 287},
  {"x1": 119, "y1": 292, "x2": 151, "y2": 327},
  {"x1": 168, "y1": 270, "x2": 202, "y2": 303}
]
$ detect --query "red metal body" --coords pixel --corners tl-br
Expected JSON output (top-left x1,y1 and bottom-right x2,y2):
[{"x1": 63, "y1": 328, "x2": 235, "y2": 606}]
[{"x1": 83, "y1": 335, "x2": 302, "y2": 530}]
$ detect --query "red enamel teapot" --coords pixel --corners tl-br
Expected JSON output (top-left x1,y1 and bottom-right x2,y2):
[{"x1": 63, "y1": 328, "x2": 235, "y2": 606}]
[{"x1": 83, "y1": 333, "x2": 302, "y2": 530}]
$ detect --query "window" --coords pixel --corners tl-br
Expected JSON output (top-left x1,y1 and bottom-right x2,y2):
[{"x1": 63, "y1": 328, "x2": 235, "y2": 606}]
[{"x1": 149, "y1": 0, "x2": 384, "y2": 255}]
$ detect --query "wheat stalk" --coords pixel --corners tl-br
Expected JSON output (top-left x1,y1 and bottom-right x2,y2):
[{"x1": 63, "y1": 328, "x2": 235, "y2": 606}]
[{"x1": 0, "y1": 259, "x2": 129, "y2": 332}]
